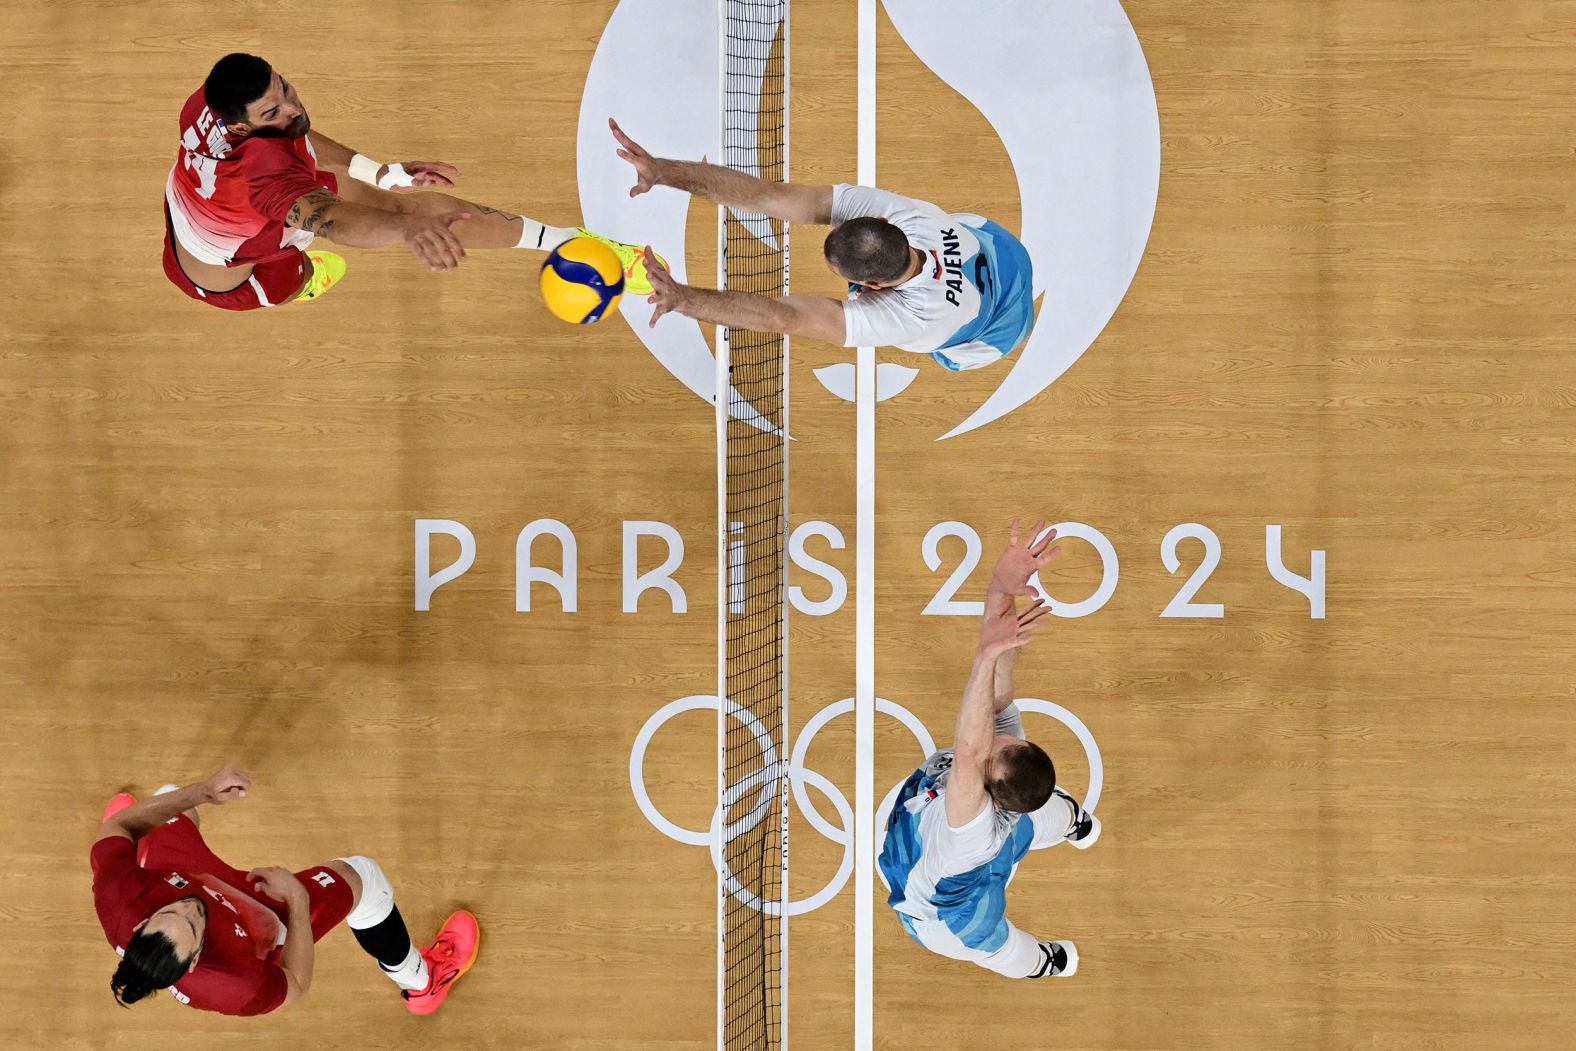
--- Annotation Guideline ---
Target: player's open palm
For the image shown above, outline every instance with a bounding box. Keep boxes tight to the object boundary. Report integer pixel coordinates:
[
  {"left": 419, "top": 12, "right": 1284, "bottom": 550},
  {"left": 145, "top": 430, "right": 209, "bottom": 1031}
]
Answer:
[
  {"left": 989, "top": 518, "right": 1061, "bottom": 597},
  {"left": 978, "top": 596, "right": 1050, "bottom": 659},
  {"left": 202, "top": 764, "right": 251, "bottom": 806},
  {"left": 609, "top": 118, "right": 662, "bottom": 197}
]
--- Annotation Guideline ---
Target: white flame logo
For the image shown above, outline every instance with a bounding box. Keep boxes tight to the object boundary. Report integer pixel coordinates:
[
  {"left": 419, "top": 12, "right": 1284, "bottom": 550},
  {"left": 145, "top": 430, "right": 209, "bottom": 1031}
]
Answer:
[{"left": 576, "top": 0, "right": 1159, "bottom": 440}]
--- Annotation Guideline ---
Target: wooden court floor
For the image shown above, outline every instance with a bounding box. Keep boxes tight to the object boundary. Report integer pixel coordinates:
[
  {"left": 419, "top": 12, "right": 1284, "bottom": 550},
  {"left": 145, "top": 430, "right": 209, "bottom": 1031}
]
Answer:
[{"left": 2, "top": 1, "right": 1574, "bottom": 1048}]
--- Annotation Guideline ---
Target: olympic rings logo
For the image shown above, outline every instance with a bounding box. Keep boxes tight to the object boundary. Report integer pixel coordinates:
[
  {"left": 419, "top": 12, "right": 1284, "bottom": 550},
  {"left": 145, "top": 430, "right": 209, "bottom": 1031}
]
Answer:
[{"left": 629, "top": 696, "right": 1103, "bottom": 916}]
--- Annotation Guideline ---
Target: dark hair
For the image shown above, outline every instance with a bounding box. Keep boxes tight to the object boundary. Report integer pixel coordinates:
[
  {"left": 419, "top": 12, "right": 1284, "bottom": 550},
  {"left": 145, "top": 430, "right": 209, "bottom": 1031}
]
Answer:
[
  {"left": 824, "top": 217, "right": 912, "bottom": 285},
  {"left": 203, "top": 53, "right": 273, "bottom": 125},
  {"left": 110, "top": 928, "right": 190, "bottom": 1007},
  {"left": 985, "top": 740, "right": 1056, "bottom": 813}
]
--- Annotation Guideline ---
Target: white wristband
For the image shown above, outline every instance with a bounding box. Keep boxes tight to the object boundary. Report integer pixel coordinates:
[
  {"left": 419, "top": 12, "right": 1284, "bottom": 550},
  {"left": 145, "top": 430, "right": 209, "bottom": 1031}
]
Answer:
[{"left": 348, "top": 152, "right": 382, "bottom": 185}]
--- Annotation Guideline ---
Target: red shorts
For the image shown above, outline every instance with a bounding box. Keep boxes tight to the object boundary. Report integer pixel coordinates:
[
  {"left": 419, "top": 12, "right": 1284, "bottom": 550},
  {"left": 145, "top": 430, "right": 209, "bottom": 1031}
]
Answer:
[
  {"left": 161, "top": 220, "right": 309, "bottom": 311},
  {"left": 139, "top": 815, "right": 354, "bottom": 943}
]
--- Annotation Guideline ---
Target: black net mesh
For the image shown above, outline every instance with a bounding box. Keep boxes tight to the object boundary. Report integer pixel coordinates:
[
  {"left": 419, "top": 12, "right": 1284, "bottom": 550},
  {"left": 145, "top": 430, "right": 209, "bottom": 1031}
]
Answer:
[{"left": 720, "top": 2, "right": 788, "bottom": 1049}]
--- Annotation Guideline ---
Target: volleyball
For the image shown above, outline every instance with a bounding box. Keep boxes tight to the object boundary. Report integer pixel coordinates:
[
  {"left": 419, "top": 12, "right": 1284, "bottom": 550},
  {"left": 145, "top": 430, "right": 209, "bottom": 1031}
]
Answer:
[{"left": 539, "top": 236, "right": 625, "bottom": 324}]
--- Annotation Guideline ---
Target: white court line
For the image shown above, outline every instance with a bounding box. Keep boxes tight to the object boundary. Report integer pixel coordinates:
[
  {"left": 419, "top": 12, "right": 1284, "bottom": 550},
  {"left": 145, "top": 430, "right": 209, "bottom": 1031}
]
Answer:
[
  {"left": 854, "top": 1, "right": 877, "bottom": 1048},
  {"left": 780, "top": 4, "right": 793, "bottom": 1048},
  {"left": 714, "top": 5, "right": 728, "bottom": 1048}
]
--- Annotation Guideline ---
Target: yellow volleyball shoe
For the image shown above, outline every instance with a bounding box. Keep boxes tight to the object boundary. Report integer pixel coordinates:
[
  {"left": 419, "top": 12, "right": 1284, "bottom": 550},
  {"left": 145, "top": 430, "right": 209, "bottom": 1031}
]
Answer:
[
  {"left": 573, "top": 228, "right": 667, "bottom": 296},
  {"left": 294, "top": 251, "right": 347, "bottom": 302}
]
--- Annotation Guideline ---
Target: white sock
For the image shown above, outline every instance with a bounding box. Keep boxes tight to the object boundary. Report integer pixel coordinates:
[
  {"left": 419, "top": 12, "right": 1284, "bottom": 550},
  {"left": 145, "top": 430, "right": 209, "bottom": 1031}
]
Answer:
[
  {"left": 516, "top": 218, "right": 579, "bottom": 251},
  {"left": 379, "top": 945, "right": 430, "bottom": 992}
]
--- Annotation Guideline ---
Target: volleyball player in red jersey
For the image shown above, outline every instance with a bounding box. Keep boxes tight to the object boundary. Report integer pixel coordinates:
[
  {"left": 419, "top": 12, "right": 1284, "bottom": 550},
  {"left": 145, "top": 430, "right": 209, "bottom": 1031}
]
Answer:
[
  {"left": 165, "top": 52, "right": 659, "bottom": 311},
  {"left": 92, "top": 765, "right": 478, "bottom": 1017}
]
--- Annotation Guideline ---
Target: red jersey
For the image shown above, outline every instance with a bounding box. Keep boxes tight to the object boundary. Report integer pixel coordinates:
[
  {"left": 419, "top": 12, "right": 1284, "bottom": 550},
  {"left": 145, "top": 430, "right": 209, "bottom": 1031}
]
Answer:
[{"left": 165, "top": 86, "right": 338, "bottom": 267}]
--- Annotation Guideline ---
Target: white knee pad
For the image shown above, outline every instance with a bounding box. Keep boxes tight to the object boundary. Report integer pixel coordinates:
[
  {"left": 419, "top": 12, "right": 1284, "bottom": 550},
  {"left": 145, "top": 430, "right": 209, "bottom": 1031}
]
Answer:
[{"left": 337, "top": 855, "right": 396, "bottom": 929}]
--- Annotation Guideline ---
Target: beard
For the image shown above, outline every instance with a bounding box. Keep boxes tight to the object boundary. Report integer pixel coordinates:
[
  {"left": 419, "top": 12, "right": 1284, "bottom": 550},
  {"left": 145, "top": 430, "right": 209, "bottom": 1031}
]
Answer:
[{"left": 252, "top": 113, "right": 311, "bottom": 139}]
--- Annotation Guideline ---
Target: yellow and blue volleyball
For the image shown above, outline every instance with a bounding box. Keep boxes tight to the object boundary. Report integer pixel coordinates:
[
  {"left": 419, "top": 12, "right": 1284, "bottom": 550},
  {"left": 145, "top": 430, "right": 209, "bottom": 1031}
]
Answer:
[{"left": 539, "top": 236, "right": 625, "bottom": 324}]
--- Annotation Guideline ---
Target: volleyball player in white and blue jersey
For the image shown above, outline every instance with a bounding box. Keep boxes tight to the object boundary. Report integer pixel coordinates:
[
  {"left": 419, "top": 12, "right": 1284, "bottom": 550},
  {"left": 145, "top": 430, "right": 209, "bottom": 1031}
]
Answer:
[
  {"left": 878, "top": 521, "right": 1100, "bottom": 980},
  {"left": 609, "top": 119, "right": 1034, "bottom": 370}
]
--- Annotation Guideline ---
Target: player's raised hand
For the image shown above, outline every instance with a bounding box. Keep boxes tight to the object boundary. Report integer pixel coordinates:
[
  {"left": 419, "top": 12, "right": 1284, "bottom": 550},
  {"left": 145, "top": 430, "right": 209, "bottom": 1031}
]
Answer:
[
  {"left": 643, "top": 245, "right": 686, "bottom": 325},
  {"left": 391, "top": 161, "right": 462, "bottom": 191},
  {"left": 201, "top": 765, "right": 251, "bottom": 806},
  {"left": 402, "top": 211, "right": 471, "bottom": 272},
  {"left": 610, "top": 118, "right": 663, "bottom": 197},
  {"left": 978, "top": 596, "right": 1051, "bottom": 659},
  {"left": 989, "top": 518, "right": 1061, "bottom": 598}
]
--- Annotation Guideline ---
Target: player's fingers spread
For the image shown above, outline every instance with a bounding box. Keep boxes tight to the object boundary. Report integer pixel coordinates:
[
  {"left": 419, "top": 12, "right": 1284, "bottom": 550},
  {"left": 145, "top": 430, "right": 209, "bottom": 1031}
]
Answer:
[{"left": 1018, "top": 597, "right": 1050, "bottom": 620}]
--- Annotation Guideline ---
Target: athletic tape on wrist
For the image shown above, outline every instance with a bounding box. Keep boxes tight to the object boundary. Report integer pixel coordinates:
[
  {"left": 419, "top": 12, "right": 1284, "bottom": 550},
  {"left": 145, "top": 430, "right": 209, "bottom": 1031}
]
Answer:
[
  {"left": 348, "top": 153, "right": 382, "bottom": 185},
  {"left": 376, "top": 163, "right": 415, "bottom": 190}
]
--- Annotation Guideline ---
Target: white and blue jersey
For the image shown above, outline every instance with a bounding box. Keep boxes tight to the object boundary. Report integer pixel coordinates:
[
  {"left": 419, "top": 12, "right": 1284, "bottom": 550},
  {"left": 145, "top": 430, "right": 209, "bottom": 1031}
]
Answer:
[
  {"left": 833, "top": 184, "right": 1035, "bottom": 371},
  {"left": 879, "top": 705, "right": 1073, "bottom": 956}
]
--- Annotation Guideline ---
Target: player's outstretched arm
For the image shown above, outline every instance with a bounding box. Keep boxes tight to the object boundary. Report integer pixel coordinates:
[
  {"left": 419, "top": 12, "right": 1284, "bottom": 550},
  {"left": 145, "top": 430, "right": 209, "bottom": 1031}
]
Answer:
[
  {"left": 947, "top": 598, "right": 1051, "bottom": 828},
  {"left": 286, "top": 189, "right": 472, "bottom": 272},
  {"left": 308, "top": 131, "right": 462, "bottom": 192},
  {"left": 985, "top": 520, "right": 1061, "bottom": 712},
  {"left": 610, "top": 118, "right": 833, "bottom": 224},
  {"left": 95, "top": 765, "right": 250, "bottom": 844},
  {"left": 641, "top": 246, "right": 845, "bottom": 342},
  {"left": 305, "top": 130, "right": 355, "bottom": 170}
]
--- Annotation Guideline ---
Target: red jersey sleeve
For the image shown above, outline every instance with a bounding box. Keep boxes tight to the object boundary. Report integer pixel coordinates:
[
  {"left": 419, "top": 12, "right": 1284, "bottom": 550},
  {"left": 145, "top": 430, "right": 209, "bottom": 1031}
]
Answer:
[
  {"left": 243, "top": 140, "right": 335, "bottom": 223},
  {"left": 176, "top": 956, "right": 289, "bottom": 1017},
  {"left": 235, "top": 962, "right": 290, "bottom": 1016},
  {"left": 90, "top": 835, "right": 159, "bottom": 946}
]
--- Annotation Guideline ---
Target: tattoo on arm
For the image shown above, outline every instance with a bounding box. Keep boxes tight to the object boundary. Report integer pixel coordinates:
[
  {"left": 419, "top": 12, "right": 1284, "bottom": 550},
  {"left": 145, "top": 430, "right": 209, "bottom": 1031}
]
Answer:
[
  {"left": 472, "top": 204, "right": 520, "bottom": 221},
  {"left": 286, "top": 189, "right": 341, "bottom": 232}
]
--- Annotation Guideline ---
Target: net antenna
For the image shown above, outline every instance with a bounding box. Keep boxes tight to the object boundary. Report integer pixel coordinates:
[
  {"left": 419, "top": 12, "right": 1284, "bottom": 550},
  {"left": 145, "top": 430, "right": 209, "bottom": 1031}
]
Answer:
[{"left": 717, "top": 1, "right": 790, "bottom": 1050}]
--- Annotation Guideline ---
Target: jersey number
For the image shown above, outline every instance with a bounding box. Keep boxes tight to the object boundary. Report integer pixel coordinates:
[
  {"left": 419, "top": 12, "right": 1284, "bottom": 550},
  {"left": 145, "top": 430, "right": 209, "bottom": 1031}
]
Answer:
[
  {"left": 182, "top": 150, "right": 219, "bottom": 199},
  {"left": 972, "top": 256, "right": 995, "bottom": 300}
]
